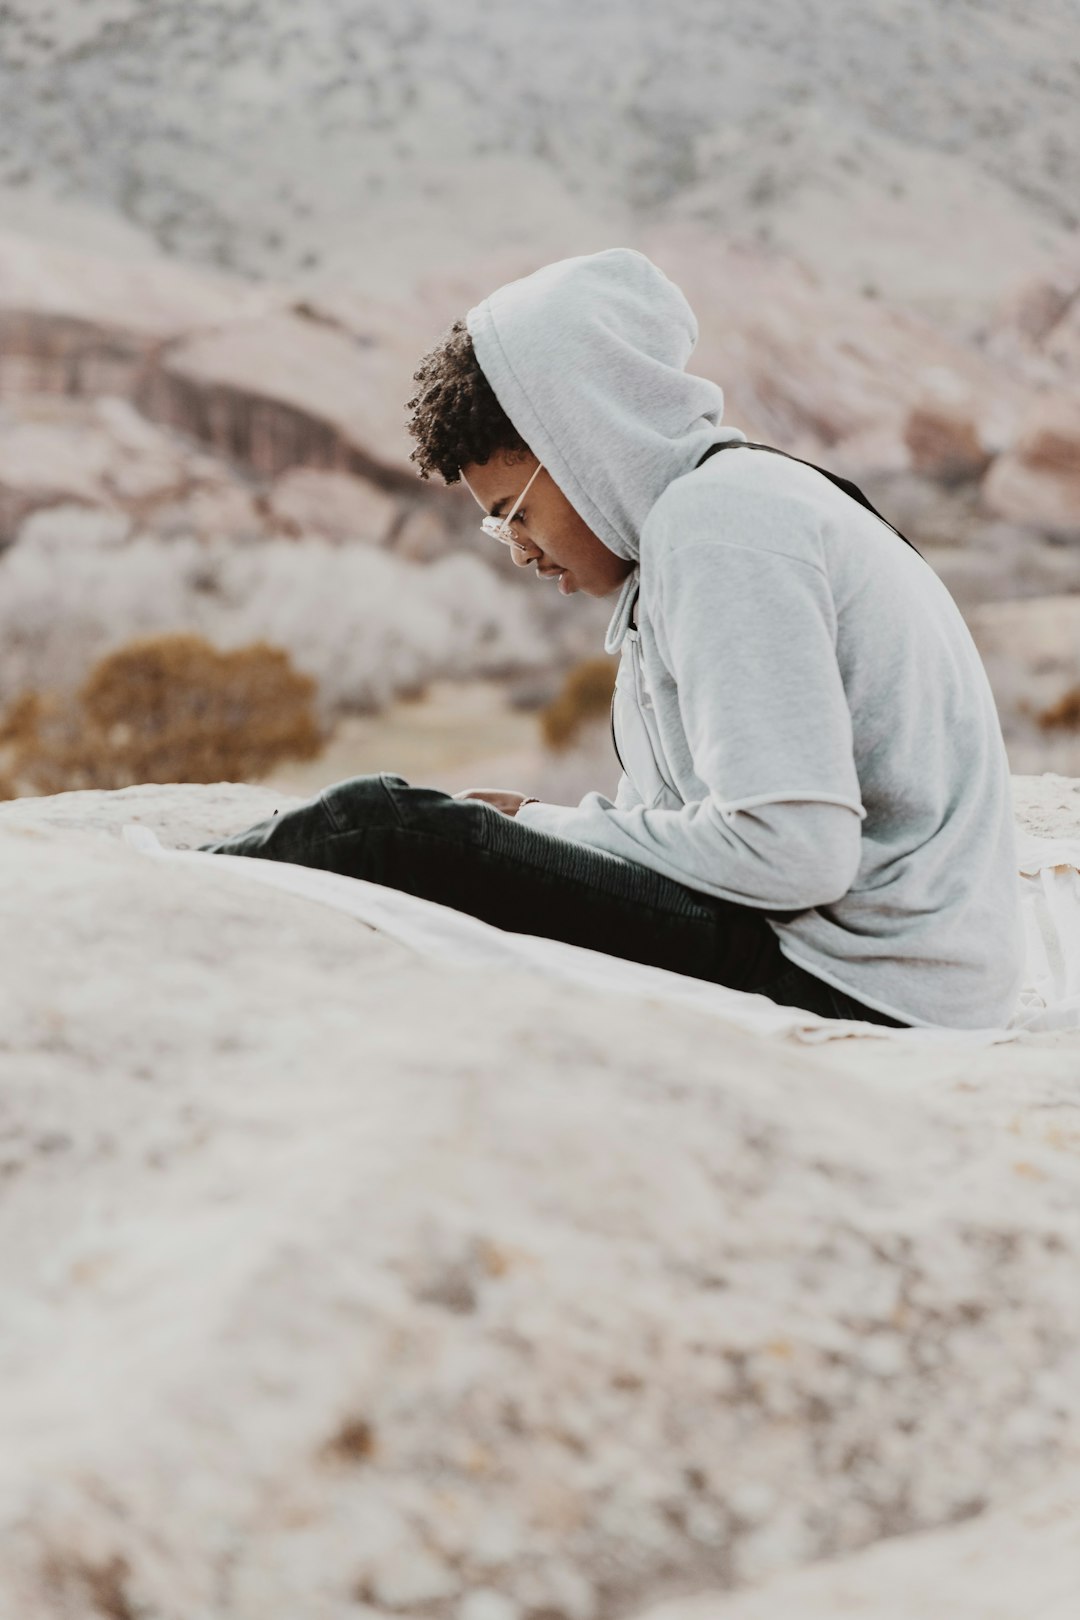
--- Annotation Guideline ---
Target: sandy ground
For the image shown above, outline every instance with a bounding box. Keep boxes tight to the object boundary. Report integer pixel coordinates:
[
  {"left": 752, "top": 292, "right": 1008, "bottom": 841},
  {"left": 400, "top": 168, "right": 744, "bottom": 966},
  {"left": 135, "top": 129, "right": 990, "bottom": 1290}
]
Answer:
[
  {"left": 259, "top": 677, "right": 623, "bottom": 808},
  {"left": 262, "top": 680, "right": 545, "bottom": 800}
]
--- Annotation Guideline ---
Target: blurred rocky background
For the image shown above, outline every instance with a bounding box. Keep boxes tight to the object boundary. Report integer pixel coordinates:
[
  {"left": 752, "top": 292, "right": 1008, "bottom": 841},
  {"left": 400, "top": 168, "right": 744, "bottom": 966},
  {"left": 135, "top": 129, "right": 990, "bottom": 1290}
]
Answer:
[{"left": 0, "top": 0, "right": 1077, "bottom": 801}]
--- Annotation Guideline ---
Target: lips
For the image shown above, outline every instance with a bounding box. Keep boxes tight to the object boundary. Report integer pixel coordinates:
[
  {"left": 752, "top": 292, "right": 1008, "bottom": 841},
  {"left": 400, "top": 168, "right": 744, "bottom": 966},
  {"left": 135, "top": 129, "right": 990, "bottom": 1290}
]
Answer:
[{"left": 537, "top": 565, "right": 572, "bottom": 593}]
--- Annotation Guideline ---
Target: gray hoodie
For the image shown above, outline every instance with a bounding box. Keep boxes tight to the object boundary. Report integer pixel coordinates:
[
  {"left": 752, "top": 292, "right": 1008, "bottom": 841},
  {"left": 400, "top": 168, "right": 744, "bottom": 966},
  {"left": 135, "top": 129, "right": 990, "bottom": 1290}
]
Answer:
[{"left": 466, "top": 247, "right": 1024, "bottom": 1030}]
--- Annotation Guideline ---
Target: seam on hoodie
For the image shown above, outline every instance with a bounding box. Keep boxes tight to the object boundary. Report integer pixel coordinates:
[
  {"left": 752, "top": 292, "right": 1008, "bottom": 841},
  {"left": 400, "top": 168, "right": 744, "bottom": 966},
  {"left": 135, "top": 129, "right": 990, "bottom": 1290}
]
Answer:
[
  {"left": 718, "top": 791, "right": 868, "bottom": 819},
  {"left": 658, "top": 536, "right": 830, "bottom": 581}
]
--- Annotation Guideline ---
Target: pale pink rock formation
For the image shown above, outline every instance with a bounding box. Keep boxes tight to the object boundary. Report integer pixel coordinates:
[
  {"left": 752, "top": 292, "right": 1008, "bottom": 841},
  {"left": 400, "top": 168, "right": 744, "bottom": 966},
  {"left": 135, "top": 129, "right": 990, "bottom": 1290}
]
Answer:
[
  {"left": 0, "top": 415, "right": 116, "bottom": 543},
  {"left": 151, "top": 481, "right": 266, "bottom": 544},
  {"left": 267, "top": 465, "right": 400, "bottom": 544},
  {"left": 990, "top": 259, "right": 1080, "bottom": 347},
  {"left": 980, "top": 395, "right": 1080, "bottom": 537},
  {"left": 0, "top": 226, "right": 256, "bottom": 397},
  {"left": 635, "top": 224, "right": 1034, "bottom": 460},
  {"left": 969, "top": 594, "right": 1080, "bottom": 776},
  {"left": 141, "top": 310, "right": 423, "bottom": 486},
  {"left": 0, "top": 395, "right": 265, "bottom": 547},
  {"left": 903, "top": 389, "right": 994, "bottom": 483},
  {"left": 1040, "top": 293, "right": 1080, "bottom": 376},
  {"left": 984, "top": 251, "right": 1080, "bottom": 380},
  {"left": 6, "top": 222, "right": 1077, "bottom": 564},
  {"left": 0, "top": 231, "right": 445, "bottom": 507},
  {"left": 826, "top": 423, "right": 911, "bottom": 480},
  {"left": 390, "top": 500, "right": 466, "bottom": 563},
  {"left": 89, "top": 396, "right": 201, "bottom": 505}
]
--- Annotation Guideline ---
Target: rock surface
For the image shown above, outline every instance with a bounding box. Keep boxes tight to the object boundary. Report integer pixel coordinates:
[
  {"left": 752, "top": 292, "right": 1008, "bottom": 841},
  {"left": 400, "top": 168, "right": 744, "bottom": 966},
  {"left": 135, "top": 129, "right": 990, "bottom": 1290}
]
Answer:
[
  {"left": 3, "top": 224, "right": 1077, "bottom": 748},
  {"left": 266, "top": 466, "right": 401, "bottom": 545},
  {"left": 969, "top": 597, "right": 1080, "bottom": 777},
  {"left": 0, "top": 225, "right": 255, "bottom": 397},
  {"left": 632, "top": 226, "right": 1037, "bottom": 468},
  {"left": 638, "top": 1465, "right": 1080, "bottom": 1619},
  {"left": 0, "top": 777, "right": 1078, "bottom": 1617},
  {"left": 141, "top": 307, "right": 425, "bottom": 486},
  {"left": 980, "top": 394, "right": 1080, "bottom": 540},
  {"left": 0, "top": 231, "right": 458, "bottom": 535}
]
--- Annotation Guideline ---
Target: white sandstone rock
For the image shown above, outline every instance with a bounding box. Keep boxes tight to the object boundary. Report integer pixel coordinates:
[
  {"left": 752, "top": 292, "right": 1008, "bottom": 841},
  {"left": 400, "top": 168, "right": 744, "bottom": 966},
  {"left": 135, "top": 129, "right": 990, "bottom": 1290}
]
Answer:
[{"left": 0, "top": 777, "right": 1077, "bottom": 1616}]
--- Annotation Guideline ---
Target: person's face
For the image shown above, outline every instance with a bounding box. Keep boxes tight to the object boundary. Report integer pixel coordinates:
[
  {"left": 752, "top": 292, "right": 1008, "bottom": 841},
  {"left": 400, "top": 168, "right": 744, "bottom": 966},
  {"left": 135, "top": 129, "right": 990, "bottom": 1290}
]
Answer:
[{"left": 459, "top": 449, "right": 635, "bottom": 599}]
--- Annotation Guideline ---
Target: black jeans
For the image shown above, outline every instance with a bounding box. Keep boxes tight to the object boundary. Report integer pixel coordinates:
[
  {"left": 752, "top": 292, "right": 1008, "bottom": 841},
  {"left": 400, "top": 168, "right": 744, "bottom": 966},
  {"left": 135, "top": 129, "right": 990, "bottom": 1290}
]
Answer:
[{"left": 197, "top": 773, "right": 907, "bottom": 1027}]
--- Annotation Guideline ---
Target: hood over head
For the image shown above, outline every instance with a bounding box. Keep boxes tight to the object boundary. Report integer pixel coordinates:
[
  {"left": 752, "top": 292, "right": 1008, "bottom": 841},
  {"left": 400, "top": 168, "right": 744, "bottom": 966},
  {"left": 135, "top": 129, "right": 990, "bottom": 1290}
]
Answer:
[{"left": 465, "top": 246, "right": 745, "bottom": 575}]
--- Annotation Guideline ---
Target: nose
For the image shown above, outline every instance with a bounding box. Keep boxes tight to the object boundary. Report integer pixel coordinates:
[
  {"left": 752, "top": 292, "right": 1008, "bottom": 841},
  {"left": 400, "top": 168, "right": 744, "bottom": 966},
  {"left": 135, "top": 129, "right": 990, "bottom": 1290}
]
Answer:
[{"left": 511, "top": 543, "right": 541, "bottom": 569}]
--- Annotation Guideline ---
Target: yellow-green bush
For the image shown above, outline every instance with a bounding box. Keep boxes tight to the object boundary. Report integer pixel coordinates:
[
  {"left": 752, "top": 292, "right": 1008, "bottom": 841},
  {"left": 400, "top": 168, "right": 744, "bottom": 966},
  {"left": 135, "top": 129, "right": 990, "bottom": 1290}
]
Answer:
[
  {"left": 539, "top": 655, "right": 617, "bottom": 752},
  {"left": 0, "top": 632, "right": 325, "bottom": 798}
]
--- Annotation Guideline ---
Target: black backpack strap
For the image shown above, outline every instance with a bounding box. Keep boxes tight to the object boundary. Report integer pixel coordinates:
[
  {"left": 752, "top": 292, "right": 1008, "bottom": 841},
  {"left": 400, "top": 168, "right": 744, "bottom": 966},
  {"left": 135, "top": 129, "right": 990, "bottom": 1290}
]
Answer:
[{"left": 695, "top": 440, "right": 923, "bottom": 560}]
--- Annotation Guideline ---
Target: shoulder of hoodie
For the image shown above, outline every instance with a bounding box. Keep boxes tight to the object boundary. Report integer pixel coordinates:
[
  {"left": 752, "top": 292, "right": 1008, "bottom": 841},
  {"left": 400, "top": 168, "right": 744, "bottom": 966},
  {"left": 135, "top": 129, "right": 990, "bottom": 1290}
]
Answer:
[{"left": 641, "top": 444, "right": 855, "bottom": 576}]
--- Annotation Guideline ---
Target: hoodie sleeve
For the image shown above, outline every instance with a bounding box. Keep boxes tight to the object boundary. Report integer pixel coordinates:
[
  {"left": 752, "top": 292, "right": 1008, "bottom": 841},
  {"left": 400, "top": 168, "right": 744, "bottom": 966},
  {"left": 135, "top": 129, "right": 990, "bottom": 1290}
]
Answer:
[{"left": 513, "top": 540, "right": 866, "bottom": 910}]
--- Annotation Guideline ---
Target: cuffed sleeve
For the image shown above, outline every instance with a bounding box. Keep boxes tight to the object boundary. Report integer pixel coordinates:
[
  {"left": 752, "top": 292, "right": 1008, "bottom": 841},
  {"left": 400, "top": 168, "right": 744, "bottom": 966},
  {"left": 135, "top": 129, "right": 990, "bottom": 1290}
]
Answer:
[{"left": 514, "top": 791, "right": 861, "bottom": 909}]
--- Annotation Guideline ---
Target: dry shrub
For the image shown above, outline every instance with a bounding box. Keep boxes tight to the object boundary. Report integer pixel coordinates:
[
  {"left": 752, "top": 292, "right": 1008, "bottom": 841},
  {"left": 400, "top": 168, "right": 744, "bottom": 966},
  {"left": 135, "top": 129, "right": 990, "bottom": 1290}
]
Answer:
[
  {"left": 0, "top": 693, "right": 38, "bottom": 800},
  {"left": 539, "top": 655, "right": 617, "bottom": 751},
  {"left": 1035, "top": 686, "right": 1080, "bottom": 730},
  {"left": 0, "top": 534, "right": 550, "bottom": 720},
  {"left": 0, "top": 631, "right": 325, "bottom": 797}
]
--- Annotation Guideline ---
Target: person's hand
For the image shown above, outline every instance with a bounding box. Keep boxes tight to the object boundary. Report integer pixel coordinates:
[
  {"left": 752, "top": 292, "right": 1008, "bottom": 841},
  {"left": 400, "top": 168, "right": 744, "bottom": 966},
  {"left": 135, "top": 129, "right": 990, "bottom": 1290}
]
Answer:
[{"left": 451, "top": 787, "right": 536, "bottom": 816}]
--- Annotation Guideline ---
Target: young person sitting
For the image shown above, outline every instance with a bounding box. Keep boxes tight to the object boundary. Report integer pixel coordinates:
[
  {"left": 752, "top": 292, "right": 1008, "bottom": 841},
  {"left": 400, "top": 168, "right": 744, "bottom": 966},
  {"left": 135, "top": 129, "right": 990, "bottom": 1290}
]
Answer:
[{"left": 200, "top": 247, "right": 1024, "bottom": 1030}]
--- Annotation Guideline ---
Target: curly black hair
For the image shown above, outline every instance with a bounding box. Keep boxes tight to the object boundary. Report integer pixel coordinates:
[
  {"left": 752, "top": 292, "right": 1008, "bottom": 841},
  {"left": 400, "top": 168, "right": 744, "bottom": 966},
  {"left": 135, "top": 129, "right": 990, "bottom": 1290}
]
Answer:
[{"left": 404, "top": 317, "right": 530, "bottom": 485}]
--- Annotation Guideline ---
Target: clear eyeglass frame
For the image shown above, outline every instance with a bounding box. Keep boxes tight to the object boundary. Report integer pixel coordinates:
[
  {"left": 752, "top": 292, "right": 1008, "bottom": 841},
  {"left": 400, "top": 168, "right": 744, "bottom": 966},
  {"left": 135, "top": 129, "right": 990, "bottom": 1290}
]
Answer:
[{"left": 460, "top": 460, "right": 544, "bottom": 550}]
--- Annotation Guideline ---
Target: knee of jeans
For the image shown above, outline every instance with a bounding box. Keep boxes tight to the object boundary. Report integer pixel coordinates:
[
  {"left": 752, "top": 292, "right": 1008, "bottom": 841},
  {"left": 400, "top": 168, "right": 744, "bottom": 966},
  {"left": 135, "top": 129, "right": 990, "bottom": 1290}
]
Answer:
[{"left": 318, "top": 773, "right": 406, "bottom": 833}]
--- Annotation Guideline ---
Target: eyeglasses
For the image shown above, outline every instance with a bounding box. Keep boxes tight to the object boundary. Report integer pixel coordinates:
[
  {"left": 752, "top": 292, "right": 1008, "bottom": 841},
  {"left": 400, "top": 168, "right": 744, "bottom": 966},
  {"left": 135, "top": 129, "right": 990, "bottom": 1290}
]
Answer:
[{"left": 459, "top": 461, "right": 544, "bottom": 551}]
